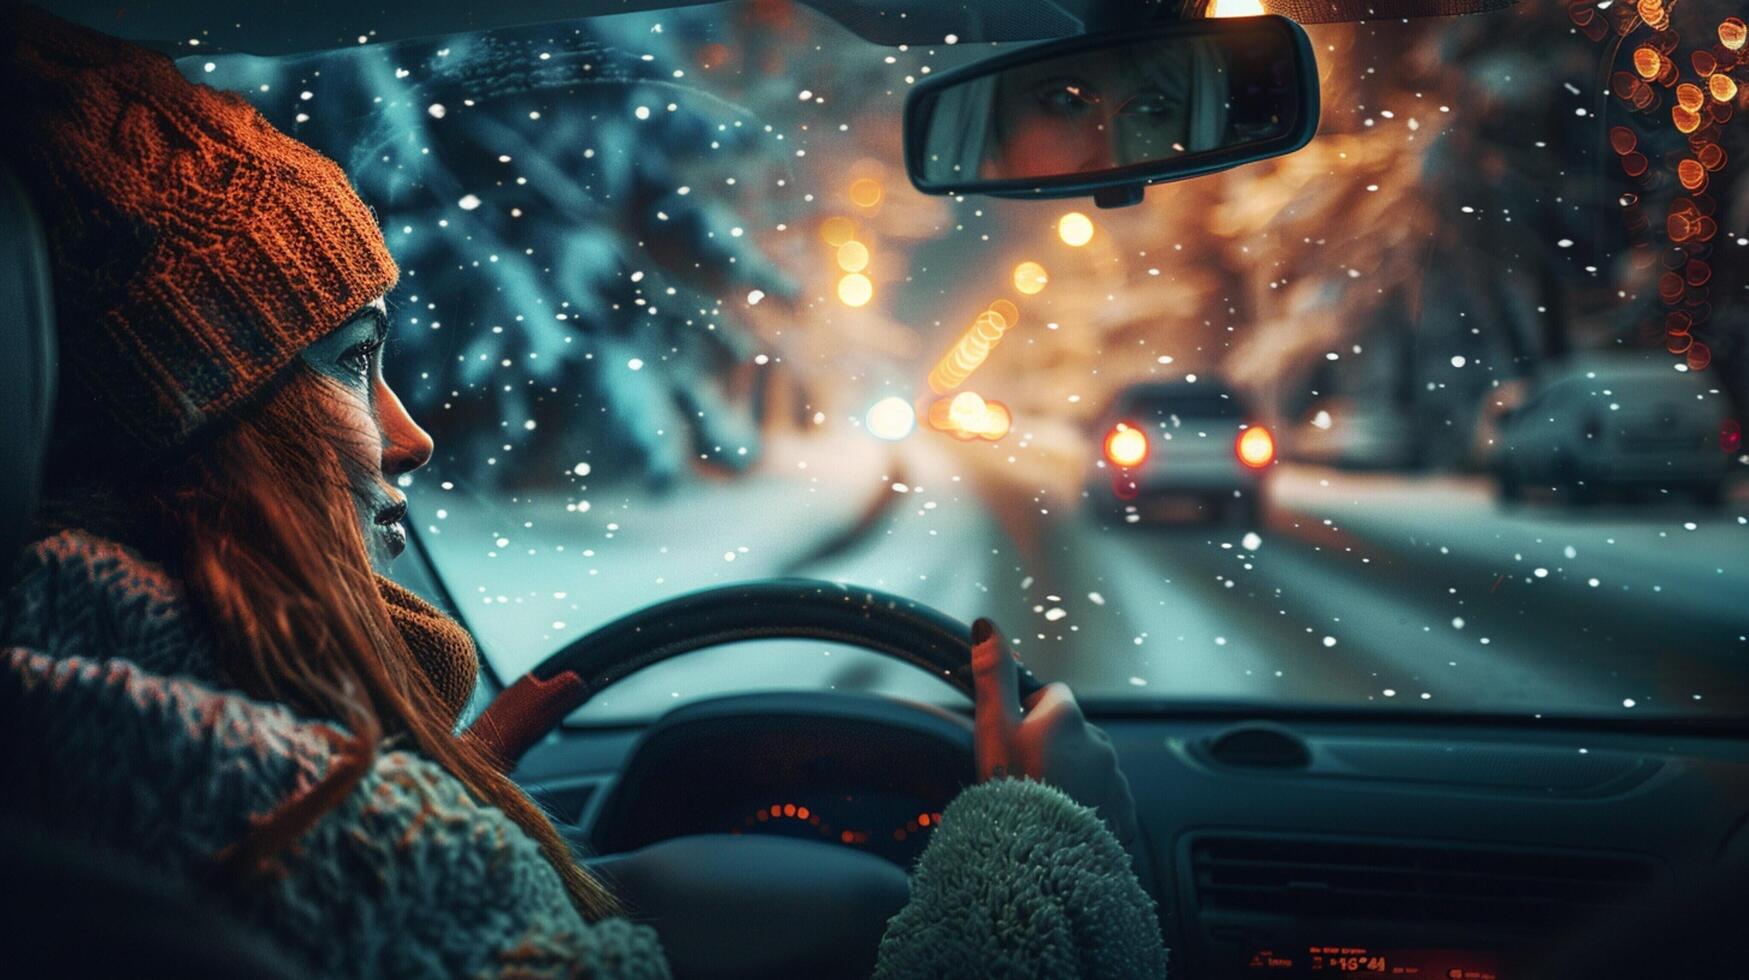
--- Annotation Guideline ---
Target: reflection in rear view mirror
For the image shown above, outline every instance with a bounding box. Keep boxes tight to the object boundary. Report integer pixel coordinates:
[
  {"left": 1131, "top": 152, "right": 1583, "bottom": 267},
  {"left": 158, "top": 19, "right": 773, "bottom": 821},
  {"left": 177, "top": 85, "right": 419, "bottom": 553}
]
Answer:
[{"left": 905, "top": 17, "right": 1318, "bottom": 204}]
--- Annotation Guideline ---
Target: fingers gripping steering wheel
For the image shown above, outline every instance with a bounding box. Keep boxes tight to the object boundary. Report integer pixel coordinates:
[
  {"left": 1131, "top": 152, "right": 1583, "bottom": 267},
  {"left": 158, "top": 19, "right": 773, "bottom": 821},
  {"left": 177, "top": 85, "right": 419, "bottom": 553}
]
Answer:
[{"left": 473, "top": 578, "right": 1045, "bottom": 771}]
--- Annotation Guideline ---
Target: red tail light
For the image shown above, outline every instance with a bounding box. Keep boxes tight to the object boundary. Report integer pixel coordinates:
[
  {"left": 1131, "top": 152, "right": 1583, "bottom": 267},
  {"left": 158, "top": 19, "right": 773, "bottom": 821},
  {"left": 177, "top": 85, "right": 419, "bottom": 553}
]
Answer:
[
  {"left": 1236, "top": 425, "right": 1275, "bottom": 469},
  {"left": 1104, "top": 423, "right": 1148, "bottom": 468}
]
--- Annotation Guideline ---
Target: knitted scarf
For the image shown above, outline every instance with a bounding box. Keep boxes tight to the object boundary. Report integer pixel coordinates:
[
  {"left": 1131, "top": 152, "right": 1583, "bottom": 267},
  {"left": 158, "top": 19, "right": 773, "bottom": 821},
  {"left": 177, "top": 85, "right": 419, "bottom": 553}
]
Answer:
[{"left": 376, "top": 575, "right": 478, "bottom": 725}]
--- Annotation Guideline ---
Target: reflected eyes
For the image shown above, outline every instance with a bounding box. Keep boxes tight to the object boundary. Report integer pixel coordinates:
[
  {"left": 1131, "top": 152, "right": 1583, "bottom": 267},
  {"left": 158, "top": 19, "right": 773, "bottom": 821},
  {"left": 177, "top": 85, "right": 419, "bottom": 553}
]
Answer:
[
  {"left": 1032, "top": 79, "right": 1099, "bottom": 118},
  {"left": 1029, "top": 83, "right": 1172, "bottom": 123}
]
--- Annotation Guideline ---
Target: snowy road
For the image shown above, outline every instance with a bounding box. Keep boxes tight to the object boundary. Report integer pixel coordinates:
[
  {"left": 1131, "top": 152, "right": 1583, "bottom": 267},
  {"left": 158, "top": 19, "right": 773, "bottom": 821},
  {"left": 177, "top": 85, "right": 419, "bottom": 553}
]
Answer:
[{"left": 410, "top": 436, "right": 1749, "bottom": 724}]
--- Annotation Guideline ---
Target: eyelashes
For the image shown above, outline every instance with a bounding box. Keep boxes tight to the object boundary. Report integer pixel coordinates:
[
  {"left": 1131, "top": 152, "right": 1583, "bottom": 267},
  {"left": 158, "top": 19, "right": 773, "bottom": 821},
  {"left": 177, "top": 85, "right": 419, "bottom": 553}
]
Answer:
[{"left": 340, "top": 337, "right": 383, "bottom": 380}]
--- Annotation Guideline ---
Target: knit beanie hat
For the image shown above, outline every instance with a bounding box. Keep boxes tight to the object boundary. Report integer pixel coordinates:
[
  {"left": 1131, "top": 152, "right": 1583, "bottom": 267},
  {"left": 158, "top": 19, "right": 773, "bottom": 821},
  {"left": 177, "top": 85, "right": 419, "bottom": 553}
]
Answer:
[{"left": 0, "top": 6, "right": 399, "bottom": 450}]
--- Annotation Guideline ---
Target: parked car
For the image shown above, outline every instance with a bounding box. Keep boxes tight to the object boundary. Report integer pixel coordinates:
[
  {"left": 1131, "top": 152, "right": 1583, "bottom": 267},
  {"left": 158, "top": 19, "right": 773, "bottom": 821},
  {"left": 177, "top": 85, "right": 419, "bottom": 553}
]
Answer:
[
  {"left": 1085, "top": 379, "right": 1276, "bottom": 525},
  {"left": 1495, "top": 355, "right": 1733, "bottom": 504}
]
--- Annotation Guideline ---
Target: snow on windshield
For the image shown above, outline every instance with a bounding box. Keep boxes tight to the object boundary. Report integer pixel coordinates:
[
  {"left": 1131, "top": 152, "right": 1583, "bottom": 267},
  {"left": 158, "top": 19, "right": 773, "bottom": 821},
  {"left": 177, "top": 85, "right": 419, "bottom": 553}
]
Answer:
[{"left": 187, "top": 1, "right": 1748, "bottom": 722}]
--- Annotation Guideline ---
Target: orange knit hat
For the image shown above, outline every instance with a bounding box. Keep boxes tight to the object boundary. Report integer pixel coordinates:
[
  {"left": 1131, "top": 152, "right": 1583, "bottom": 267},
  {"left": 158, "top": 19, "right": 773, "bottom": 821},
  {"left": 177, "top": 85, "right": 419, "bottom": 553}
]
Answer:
[{"left": 0, "top": 7, "right": 399, "bottom": 449}]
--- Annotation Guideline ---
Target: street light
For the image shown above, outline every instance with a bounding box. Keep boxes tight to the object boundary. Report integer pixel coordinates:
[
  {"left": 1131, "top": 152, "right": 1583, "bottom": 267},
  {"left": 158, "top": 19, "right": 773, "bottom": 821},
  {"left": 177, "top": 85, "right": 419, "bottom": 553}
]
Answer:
[
  {"left": 1058, "top": 212, "right": 1094, "bottom": 246},
  {"left": 866, "top": 396, "right": 916, "bottom": 440},
  {"left": 838, "top": 273, "right": 873, "bottom": 307}
]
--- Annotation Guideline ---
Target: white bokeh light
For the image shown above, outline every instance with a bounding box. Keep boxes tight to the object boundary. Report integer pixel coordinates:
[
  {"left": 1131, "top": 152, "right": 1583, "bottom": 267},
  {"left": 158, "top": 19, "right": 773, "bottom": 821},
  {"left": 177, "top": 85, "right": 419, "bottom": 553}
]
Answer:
[{"left": 865, "top": 396, "right": 916, "bottom": 441}]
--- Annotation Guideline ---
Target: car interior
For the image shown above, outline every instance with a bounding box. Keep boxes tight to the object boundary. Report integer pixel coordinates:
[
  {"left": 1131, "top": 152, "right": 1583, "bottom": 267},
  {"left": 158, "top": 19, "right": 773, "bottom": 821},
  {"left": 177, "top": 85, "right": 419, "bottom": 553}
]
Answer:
[{"left": 7, "top": 0, "right": 1749, "bottom": 978}]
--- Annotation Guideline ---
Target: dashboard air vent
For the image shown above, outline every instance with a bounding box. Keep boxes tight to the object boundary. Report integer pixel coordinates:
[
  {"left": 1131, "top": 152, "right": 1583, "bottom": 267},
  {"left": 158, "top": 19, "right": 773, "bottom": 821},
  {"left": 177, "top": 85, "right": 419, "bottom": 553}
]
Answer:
[{"left": 1190, "top": 835, "right": 1656, "bottom": 927}]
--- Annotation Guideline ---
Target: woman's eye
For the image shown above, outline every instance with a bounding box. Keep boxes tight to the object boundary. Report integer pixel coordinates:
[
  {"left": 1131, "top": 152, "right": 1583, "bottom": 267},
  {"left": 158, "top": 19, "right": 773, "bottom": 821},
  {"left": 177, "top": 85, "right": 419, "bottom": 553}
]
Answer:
[
  {"left": 1033, "top": 81, "right": 1098, "bottom": 118},
  {"left": 341, "top": 339, "right": 382, "bottom": 379},
  {"left": 1119, "top": 91, "right": 1173, "bottom": 118}
]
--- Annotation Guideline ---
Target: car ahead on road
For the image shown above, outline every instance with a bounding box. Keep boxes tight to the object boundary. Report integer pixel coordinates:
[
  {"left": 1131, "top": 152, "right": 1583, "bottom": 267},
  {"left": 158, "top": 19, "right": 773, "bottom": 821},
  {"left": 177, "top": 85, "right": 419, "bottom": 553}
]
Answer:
[
  {"left": 1495, "top": 355, "right": 1734, "bottom": 505},
  {"left": 7, "top": 2, "right": 1747, "bottom": 979},
  {"left": 1086, "top": 380, "right": 1276, "bottom": 525},
  {"left": 1287, "top": 396, "right": 1420, "bottom": 471}
]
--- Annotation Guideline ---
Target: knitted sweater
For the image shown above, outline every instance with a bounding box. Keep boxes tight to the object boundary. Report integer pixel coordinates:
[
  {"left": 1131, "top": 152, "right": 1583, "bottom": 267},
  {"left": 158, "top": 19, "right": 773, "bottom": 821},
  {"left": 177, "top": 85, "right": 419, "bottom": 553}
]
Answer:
[{"left": 0, "top": 530, "right": 1167, "bottom": 979}]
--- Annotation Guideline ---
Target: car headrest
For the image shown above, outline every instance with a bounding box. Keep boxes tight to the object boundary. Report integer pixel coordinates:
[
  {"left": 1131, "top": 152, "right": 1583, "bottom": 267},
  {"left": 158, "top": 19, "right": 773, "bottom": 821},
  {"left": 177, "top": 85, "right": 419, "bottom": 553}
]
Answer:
[{"left": 0, "top": 162, "right": 57, "bottom": 567}]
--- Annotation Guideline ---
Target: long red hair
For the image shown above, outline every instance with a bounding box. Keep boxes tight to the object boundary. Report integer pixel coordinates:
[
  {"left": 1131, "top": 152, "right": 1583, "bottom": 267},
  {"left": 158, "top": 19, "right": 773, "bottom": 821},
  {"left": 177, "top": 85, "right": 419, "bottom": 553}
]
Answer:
[{"left": 41, "top": 366, "right": 619, "bottom": 919}]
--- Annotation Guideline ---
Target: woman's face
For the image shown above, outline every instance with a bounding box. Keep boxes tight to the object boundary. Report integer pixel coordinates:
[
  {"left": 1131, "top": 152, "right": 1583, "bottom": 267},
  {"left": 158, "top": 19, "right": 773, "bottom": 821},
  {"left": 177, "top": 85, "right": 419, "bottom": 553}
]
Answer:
[
  {"left": 984, "top": 54, "right": 1194, "bottom": 180},
  {"left": 299, "top": 298, "right": 434, "bottom": 572}
]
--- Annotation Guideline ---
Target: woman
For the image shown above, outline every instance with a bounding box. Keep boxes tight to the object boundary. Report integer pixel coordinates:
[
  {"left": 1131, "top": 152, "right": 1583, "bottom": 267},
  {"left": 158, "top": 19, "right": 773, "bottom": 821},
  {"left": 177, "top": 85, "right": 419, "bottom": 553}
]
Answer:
[{"left": 0, "top": 7, "right": 1165, "bottom": 978}]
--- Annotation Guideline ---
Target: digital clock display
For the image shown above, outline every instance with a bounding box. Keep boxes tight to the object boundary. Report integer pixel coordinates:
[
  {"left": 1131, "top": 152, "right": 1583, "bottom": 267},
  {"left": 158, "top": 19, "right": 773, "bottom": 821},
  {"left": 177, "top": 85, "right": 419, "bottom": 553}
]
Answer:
[{"left": 1245, "top": 945, "right": 1503, "bottom": 978}]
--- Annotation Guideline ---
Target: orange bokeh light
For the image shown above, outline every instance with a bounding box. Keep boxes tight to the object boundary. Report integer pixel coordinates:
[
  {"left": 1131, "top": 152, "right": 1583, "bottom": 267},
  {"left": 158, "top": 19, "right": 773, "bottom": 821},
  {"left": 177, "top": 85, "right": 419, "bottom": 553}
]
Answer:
[
  {"left": 1057, "top": 211, "right": 1095, "bottom": 246},
  {"left": 837, "top": 272, "right": 874, "bottom": 307},
  {"left": 848, "top": 178, "right": 883, "bottom": 209},
  {"left": 928, "top": 305, "right": 1019, "bottom": 393},
  {"left": 926, "top": 393, "right": 1012, "bottom": 441},
  {"left": 1721, "top": 17, "right": 1747, "bottom": 50},
  {"left": 820, "top": 215, "right": 857, "bottom": 247},
  {"left": 1677, "top": 159, "right": 1707, "bottom": 191},
  {"left": 1676, "top": 83, "right": 1705, "bottom": 112},
  {"left": 1012, "top": 261, "right": 1049, "bottom": 295},
  {"left": 1212, "top": 0, "right": 1267, "bottom": 15},
  {"left": 1632, "top": 46, "right": 1662, "bottom": 78},
  {"left": 1236, "top": 426, "right": 1277, "bottom": 469},
  {"left": 978, "top": 401, "right": 1012, "bottom": 441},
  {"left": 1709, "top": 73, "right": 1738, "bottom": 101},
  {"left": 1105, "top": 424, "right": 1148, "bottom": 468},
  {"left": 836, "top": 239, "right": 870, "bottom": 272}
]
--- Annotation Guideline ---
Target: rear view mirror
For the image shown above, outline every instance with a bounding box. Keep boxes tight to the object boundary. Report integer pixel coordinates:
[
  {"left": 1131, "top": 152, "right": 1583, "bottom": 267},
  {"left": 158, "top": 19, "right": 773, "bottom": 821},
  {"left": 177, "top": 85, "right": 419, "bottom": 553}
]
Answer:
[{"left": 904, "top": 16, "right": 1319, "bottom": 207}]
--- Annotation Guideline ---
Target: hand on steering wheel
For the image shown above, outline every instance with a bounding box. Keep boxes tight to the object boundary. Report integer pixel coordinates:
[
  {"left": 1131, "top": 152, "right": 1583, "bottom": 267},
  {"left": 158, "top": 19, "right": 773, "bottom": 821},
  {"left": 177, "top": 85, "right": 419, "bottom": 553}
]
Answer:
[{"left": 971, "top": 617, "right": 1140, "bottom": 850}]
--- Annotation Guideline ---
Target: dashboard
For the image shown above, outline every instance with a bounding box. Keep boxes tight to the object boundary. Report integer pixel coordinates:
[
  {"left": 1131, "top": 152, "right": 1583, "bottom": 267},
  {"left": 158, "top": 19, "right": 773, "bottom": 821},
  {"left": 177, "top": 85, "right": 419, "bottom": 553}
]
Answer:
[
  {"left": 565, "top": 693, "right": 972, "bottom": 867},
  {"left": 510, "top": 692, "right": 1749, "bottom": 979},
  {"left": 717, "top": 793, "right": 944, "bottom": 866}
]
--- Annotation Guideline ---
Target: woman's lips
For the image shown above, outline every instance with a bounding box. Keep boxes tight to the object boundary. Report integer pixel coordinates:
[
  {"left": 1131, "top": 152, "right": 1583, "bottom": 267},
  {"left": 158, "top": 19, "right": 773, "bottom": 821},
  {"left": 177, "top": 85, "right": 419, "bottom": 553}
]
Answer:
[
  {"left": 379, "top": 518, "right": 407, "bottom": 557},
  {"left": 375, "top": 500, "right": 408, "bottom": 557}
]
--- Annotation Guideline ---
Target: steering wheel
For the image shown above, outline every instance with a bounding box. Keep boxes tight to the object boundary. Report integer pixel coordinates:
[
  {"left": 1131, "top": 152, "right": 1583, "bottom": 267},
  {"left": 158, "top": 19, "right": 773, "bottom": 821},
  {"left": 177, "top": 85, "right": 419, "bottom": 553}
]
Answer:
[
  {"left": 479, "top": 578, "right": 1044, "bottom": 769},
  {"left": 475, "top": 579, "right": 1047, "bottom": 980}
]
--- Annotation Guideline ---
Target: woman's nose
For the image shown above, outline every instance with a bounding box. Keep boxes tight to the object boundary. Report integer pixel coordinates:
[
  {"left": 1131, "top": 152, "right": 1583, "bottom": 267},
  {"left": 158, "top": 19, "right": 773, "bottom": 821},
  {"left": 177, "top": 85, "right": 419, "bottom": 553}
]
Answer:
[{"left": 376, "top": 378, "right": 434, "bottom": 476}]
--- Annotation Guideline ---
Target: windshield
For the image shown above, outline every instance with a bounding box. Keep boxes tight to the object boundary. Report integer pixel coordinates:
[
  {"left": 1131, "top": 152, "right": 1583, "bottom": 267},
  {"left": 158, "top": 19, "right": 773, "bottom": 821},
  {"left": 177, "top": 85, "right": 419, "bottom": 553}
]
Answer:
[{"left": 189, "top": 0, "right": 1748, "bottom": 723}]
